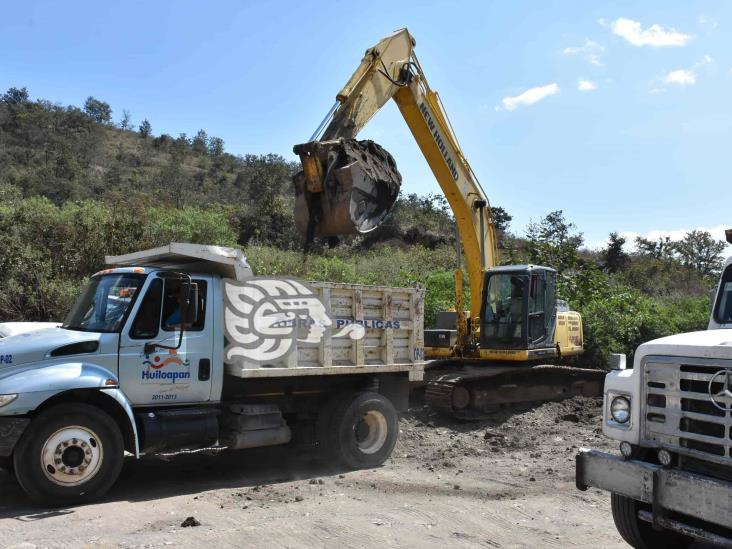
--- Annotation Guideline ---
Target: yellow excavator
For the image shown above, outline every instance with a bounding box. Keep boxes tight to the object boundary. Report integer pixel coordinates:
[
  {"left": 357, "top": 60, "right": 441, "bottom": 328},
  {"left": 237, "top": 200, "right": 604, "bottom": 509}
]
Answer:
[{"left": 293, "top": 29, "right": 603, "bottom": 418}]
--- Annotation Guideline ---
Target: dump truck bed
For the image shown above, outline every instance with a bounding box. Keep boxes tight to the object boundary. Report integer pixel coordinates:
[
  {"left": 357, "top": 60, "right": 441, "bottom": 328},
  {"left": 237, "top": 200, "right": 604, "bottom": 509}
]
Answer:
[{"left": 224, "top": 282, "right": 425, "bottom": 382}]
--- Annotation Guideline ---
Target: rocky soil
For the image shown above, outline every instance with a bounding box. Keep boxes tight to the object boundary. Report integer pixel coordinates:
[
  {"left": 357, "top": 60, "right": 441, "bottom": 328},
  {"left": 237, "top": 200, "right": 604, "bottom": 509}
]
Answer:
[{"left": 0, "top": 397, "right": 655, "bottom": 548}]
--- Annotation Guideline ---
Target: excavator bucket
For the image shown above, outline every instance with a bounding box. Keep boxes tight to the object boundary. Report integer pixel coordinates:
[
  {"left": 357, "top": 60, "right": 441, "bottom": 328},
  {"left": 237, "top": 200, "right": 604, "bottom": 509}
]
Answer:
[{"left": 293, "top": 139, "right": 401, "bottom": 240}]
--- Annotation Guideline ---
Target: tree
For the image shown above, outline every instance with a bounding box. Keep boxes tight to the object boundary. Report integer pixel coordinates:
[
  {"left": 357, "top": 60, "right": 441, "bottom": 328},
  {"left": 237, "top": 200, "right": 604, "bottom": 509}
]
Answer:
[
  {"left": 83, "top": 97, "right": 112, "bottom": 125},
  {"left": 525, "top": 210, "right": 583, "bottom": 273},
  {"left": 208, "top": 136, "right": 224, "bottom": 158},
  {"left": 491, "top": 206, "right": 512, "bottom": 233},
  {"left": 192, "top": 129, "right": 208, "bottom": 154},
  {"left": 119, "top": 109, "right": 133, "bottom": 130},
  {"left": 675, "top": 230, "right": 726, "bottom": 275},
  {"left": 139, "top": 119, "right": 152, "bottom": 138},
  {"left": 635, "top": 236, "right": 675, "bottom": 261},
  {"left": 2, "top": 86, "right": 30, "bottom": 106},
  {"left": 602, "top": 232, "right": 629, "bottom": 273}
]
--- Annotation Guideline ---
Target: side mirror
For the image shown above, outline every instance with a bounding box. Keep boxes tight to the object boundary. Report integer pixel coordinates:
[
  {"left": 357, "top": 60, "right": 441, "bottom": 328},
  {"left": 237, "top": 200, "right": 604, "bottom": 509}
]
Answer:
[
  {"left": 184, "top": 283, "right": 199, "bottom": 325},
  {"left": 608, "top": 353, "right": 626, "bottom": 370},
  {"left": 144, "top": 342, "right": 157, "bottom": 355}
]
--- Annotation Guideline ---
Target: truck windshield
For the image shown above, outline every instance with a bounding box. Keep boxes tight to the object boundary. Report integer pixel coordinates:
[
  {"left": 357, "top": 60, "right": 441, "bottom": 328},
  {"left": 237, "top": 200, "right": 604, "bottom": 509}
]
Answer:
[
  {"left": 714, "top": 264, "right": 732, "bottom": 324},
  {"left": 63, "top": 274, "right": 145, "bottom": 333}
]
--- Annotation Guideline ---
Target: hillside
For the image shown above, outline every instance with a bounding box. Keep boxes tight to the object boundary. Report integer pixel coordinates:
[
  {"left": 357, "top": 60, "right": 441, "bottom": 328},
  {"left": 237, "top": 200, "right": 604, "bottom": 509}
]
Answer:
[{"left": 0, "top": 87, "right": 724, "bottom": 367}]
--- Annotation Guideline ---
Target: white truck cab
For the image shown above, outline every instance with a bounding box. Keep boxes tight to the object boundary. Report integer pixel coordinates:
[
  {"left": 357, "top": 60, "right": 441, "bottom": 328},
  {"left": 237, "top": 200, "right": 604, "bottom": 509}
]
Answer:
[
  {"left": 0, "top": 243, "right": 424, "bottom": 505},
  {"left": 576, "top": 251, "right": 732, "bottom": 548}
]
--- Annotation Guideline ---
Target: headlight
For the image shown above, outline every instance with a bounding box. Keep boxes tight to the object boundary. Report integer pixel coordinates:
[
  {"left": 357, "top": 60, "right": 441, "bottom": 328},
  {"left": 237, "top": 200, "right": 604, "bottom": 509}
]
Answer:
[
  {"left": 610, "top": 395, "right": 631, "bottom": 423},
  {"left": 0, "top": 394, "right": 18, "bottom": 408}
]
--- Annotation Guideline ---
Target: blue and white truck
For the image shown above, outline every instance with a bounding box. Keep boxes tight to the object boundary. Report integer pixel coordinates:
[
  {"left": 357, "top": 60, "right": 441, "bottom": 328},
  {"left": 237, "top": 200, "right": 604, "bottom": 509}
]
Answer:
[{"left": 0, "top": 243, "right": 424, "bottom": 505}]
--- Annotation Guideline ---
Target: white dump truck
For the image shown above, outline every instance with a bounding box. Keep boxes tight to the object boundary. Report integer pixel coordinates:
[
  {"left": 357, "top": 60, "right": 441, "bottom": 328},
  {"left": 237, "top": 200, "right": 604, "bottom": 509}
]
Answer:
[
  {"left": 0, "top": 243, "right": 424, "bottom": 505},
  {"left": 577, "top": 253, "right": 732, "bottom": 548}
]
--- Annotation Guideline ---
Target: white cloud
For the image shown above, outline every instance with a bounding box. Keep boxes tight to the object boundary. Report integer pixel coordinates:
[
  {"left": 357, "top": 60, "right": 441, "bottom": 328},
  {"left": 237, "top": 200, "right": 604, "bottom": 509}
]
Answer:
[
  {"left": 654, "top": 56, "right": 713, "bottom": 91},
  {"left": 563, "top": 39, "right": 604, "bottom": 66},
  {"left": 699, "top": 54, "right": 713, "bottom": 65},
  {"left": 611, "top": 17, "right": 693, "bottom": 47},
  {"left": 578, "top": 79, "right": 598, "bottom": 91},
  {"left": 619, "top": 225, "right": 731, "bottom": 249},
  {"left": 698, "top": 15, "right": 719, "bottom": 29},
  {"left": 498, "top": 83, "right": 560, "bottom": 111},
  {"left": 664, "top": 69, "right": 696, "bottom": 86}
]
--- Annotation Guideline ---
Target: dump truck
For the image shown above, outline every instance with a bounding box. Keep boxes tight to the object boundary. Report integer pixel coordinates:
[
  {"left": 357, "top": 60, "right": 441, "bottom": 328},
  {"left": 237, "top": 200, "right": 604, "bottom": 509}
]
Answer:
[
  {"left": 576, "top": 244, "right": 732, "bottom": 548},
  {"left": 0, "top": 243, "right": 424, "bottom": 505}
]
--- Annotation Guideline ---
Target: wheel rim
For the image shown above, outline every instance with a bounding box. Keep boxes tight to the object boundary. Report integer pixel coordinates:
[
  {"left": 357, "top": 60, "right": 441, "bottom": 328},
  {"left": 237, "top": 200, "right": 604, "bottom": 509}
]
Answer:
[
  {"left": 354, "top": 410, "right": 388, "bottom": 454},
  {"left": 41, "top": 426, "right": 104, "bottom": 487}
]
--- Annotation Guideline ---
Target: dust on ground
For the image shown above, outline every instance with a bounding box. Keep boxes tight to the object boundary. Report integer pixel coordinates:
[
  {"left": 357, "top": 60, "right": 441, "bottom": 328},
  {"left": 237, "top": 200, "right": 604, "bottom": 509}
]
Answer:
[{"left": 0, "top": 397, "right": 634, "bottom": 548}]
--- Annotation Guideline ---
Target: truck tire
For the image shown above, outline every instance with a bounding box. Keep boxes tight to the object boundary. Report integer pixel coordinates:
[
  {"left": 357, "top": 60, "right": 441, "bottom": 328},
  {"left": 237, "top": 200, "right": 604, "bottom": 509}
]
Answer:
[
  {"left": 323, "top": 392, "right": 398, "bottom": 470},
  {"left": 610, "top": 493, "right": 691, "bottom": 549},
  {"left": 13, "top": 403, "right": 124, "bottom": 506}
]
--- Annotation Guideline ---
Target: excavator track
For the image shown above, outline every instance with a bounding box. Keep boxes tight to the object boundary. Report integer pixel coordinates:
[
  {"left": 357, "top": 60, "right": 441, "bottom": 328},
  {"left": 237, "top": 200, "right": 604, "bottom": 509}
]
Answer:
[{"left": 424, "top": 361, "right": 606, "bottom": 420}]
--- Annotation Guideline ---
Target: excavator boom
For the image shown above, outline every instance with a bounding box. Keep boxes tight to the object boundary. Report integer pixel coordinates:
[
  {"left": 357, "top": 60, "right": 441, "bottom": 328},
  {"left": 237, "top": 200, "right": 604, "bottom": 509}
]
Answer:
[
  {"left": 293, "top": 28, "right": 603, "bottom": 418},
  {"left": 294, "top": 29, "right": 497, "bottom": 322}
]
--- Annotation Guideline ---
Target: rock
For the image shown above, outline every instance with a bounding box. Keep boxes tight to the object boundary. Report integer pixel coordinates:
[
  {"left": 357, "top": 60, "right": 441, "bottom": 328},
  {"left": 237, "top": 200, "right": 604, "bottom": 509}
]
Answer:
[
  {"left": 295, "top": 496, "right": 304, "bottom": 502},
  {"left": 561, "top": 413, "right": 580, "bottom": 423},
  {"left": 181, "top": 517, "right": 201, "bottom": 528}
]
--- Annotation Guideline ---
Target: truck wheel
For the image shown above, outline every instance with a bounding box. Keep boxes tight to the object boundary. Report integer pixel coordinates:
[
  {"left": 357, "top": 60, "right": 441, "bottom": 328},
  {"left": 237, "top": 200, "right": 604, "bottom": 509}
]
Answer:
[
  {"left": 610, "top": 493, "right": 691, "bottom": 549},
  {"left": 324, "top": 392, "right": 398, "bottom": 470},
  {"left": 13, "top": 403, "right": 124, "bottom": 506}
]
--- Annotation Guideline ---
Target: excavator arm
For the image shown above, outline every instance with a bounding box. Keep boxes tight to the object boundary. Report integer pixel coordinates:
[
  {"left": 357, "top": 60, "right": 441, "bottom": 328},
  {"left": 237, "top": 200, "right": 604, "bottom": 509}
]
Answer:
[
  {"left": 294, "top": 28, "right": 497, "bottom": 326},
  {"left": 295, "top": 29, "right": 602, "bottom": 417}
]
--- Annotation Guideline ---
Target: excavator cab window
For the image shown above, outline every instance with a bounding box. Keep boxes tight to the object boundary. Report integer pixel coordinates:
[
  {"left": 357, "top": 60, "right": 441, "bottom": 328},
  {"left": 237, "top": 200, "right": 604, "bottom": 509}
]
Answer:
[
  {"left": 481, "top": 273, "right": 527, "bottom": 348},
  {"left": 481, "top": 268, "right": 558, "bottom": 351},
  {"left": 529, "top": 269, "right": 558, "bottom": 349},
  {"left": 528, "top": 273, "right": 546, "bottom": 343}
]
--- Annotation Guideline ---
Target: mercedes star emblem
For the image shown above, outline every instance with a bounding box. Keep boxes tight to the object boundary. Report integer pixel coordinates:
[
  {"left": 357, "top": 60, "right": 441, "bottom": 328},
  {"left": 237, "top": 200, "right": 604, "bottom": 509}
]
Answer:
[{"left": 709, "top": 369, "right": 732, "bottom": 412}]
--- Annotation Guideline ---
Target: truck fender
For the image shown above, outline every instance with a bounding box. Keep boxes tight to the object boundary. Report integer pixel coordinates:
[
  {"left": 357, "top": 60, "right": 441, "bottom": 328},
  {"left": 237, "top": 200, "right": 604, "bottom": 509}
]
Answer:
[
  {"left": 100, "top": 387, "right": 141, "bottom": 458},
  {"left": 0, "top": 362, "right": 141, "bottom": 458}
]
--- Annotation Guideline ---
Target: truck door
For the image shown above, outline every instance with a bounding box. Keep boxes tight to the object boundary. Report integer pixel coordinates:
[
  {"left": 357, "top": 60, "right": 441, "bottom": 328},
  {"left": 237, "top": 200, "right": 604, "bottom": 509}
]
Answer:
[{"left": 118, "top": 274, "right": 214, "bottom": 406}]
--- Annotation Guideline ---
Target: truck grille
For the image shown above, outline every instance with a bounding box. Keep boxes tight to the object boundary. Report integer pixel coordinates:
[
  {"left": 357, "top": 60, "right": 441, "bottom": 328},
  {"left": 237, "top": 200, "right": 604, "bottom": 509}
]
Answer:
[{"left": 644, "top": 358, "right": 732, "bottom": 465}]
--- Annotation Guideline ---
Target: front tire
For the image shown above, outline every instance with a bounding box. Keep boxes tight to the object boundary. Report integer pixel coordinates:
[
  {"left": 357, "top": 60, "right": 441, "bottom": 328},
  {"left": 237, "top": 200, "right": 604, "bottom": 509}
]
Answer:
[
  {"left": 13, "top": 403, "right": 124, "bottom": 506},
  {"left": 610, "top": 493, "right": 691, "bottom": 549},
  {"left": 323, "top": 392, "right": 399, "bottom": 470}
]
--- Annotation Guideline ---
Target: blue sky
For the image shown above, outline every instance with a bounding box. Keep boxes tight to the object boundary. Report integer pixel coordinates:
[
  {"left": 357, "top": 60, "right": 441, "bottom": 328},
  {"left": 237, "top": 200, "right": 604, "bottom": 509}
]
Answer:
[{"left": 2, "top": 1, "right": 730, "bottom": 249}]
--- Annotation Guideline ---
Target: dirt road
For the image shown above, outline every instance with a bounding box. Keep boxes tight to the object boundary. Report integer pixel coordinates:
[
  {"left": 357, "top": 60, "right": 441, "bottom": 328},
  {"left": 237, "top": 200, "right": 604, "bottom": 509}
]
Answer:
[{"left": 0, "top": 398, "right": 656, "bottom": 548}]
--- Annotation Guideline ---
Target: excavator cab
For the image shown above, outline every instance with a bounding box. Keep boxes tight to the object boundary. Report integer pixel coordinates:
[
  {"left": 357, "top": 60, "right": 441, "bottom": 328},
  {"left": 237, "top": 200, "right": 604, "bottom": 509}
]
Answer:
[{"left": 479, "top": 266, "right": 558, "bottom": 361}]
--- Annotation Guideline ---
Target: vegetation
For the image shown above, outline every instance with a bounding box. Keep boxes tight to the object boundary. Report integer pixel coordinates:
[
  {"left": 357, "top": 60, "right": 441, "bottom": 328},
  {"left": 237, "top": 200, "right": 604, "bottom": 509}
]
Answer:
[{"left": 0, "top": 88, "right": 725, "bottom": 368}]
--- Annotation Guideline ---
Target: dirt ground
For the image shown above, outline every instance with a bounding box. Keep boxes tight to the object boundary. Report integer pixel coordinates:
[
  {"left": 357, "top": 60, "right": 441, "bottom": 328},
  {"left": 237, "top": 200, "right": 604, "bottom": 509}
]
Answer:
[{"left": 0, "top": 397, "right": 705, "bottom": 548}]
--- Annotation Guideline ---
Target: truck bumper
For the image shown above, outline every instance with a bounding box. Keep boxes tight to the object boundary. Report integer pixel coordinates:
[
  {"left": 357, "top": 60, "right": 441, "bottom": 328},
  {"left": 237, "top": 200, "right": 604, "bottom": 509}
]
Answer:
[
  {"left": 0, "top": 417, "right": 30, "bottom": 457},
  {"left": 576, "top": 449, "right": 732, "bottom": 538}
]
